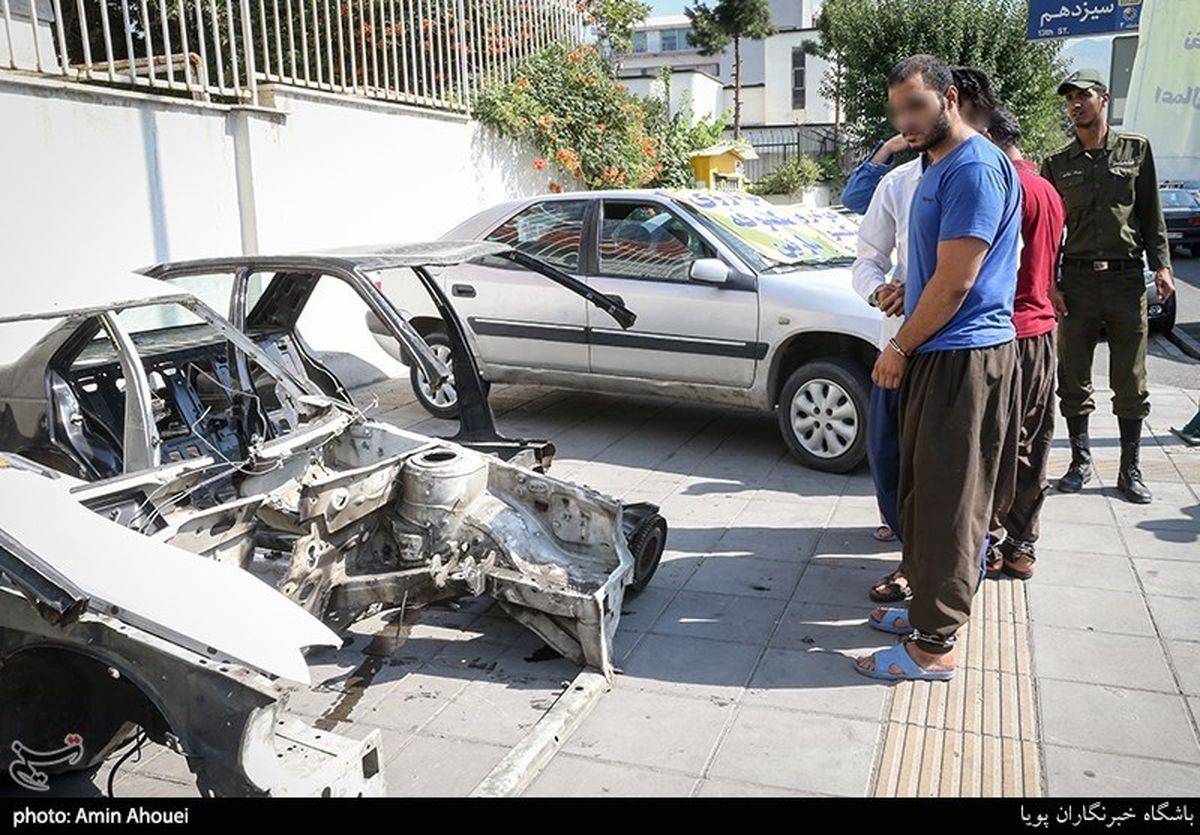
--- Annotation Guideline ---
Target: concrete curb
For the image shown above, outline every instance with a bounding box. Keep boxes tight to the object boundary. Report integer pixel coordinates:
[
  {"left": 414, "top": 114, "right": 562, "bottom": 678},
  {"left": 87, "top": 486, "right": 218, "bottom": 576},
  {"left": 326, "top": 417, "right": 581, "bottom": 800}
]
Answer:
[
  {"left": 469, "top": 670, "right": 609, "bottom": 797},
  {"left": 1167, "top": 327, "right": 1200, "bottom": 362}
]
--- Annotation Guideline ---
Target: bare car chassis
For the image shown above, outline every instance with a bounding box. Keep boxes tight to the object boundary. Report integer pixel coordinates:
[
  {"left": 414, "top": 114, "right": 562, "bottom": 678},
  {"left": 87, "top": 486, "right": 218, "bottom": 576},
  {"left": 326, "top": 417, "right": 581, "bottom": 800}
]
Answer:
[{"left": 0, "top": 243, "right": 666, "bottom": 796}]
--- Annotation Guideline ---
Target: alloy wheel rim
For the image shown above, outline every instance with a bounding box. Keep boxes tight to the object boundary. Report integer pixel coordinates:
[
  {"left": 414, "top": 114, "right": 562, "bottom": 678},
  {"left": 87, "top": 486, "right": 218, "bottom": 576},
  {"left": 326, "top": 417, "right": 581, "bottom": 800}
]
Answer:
[{"left": 417, "top": 344, "right": 457, "bottom": 408}]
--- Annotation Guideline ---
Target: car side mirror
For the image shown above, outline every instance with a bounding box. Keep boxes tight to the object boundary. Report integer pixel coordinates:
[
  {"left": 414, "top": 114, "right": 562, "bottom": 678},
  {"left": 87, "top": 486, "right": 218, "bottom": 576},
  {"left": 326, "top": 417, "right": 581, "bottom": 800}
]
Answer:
[{"left": 690, "top": 258, "right": 730, "bottom": 285}]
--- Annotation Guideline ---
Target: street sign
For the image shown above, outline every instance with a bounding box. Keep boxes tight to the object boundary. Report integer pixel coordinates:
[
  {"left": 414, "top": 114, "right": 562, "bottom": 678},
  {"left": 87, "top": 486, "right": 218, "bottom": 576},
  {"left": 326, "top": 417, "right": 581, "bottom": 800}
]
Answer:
[{"left": 1027, "top": 0, "right": 1144, "bottom": 40}]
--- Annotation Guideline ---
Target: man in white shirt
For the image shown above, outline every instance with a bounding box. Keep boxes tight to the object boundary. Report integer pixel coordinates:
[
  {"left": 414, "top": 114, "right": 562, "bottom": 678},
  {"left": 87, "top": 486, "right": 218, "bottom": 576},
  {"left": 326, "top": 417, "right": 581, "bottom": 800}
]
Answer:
[{"left": 852, "top": 155, "right": 924, "bottom": 603}]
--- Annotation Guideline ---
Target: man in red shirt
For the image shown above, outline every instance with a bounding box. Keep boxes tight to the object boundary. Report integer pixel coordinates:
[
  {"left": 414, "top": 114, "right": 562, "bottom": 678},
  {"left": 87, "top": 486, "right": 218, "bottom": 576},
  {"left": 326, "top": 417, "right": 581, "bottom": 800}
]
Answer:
[{"left": 985, "top": 107, "right": 1065, "bottom": 581}]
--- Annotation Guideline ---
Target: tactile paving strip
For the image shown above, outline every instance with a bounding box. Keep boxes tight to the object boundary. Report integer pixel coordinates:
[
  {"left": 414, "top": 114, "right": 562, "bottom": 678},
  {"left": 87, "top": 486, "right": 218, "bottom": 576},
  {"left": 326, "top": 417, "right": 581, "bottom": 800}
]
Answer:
[{"left": 871, "top": 578, "right": 1043, "bottom": 797}]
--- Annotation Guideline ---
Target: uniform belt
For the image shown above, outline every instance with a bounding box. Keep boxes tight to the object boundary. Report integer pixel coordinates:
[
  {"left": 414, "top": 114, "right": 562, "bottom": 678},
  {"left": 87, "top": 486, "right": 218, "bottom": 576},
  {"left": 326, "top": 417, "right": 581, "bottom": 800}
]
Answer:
[{"left": 1062, "top": 257, "right": 1143, "bottom": 272}]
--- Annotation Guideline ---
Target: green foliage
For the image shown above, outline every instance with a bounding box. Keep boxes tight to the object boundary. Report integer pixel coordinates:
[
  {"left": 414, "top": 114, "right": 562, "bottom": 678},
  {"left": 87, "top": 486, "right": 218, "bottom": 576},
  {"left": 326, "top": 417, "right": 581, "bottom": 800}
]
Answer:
[
  {"left": 475, "top": 44, "right": 727, "bottom": 190},
  {"left": 748, "top": 153, "right": 845, "bottom": 196},
  {"left": 685, "top": 0, "right": 775, "bottom": 136},
  {"left": 810, "top": 0, "right": 1070, "bottom": 156},
  {"left": 685, "top": 0, "right": 775, "bottom": 55},
  {"left": 584, "top": 0, "right": 653, "bottom": 57},
  {"left": 648, "top": 101, "right": 731, "bottom": 188},
  {"left": 816, "top": 153, "right": 849, "bottom": 193},
  {"left": 749, "top": 155, "right": 824, "bottom": 196}
]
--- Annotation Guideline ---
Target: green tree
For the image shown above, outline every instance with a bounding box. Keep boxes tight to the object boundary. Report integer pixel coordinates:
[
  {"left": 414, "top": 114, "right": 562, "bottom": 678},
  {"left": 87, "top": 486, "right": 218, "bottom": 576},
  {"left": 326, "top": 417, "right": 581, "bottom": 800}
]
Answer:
[
  {"left": 685, "top": 0, "right": 775, "bottom": 139},
  {"left": 584, "top": 0, "right": 653, "bottom": 65},
  {"left": 810, "top": 0, "right": 1069, "bottom": 157}
]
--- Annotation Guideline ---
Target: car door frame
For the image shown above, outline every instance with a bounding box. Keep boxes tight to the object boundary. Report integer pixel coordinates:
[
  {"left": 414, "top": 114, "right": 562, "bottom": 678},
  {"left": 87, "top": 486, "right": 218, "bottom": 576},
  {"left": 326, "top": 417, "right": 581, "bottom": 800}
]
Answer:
[
  {"left": 460, "top": 197, "right": 599, "bottom": 374},
  {"left": 582, "top": 195, "right": 764, "bottom": 385}
]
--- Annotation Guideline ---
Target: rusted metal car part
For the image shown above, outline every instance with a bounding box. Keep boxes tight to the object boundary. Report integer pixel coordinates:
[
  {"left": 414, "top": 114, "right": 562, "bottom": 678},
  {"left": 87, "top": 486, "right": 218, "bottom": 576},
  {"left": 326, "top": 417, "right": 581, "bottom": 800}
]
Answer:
[
  {"left": 0, "top": 259, "right": 667, "bottom": 794},
  {"left": 0, "top": 455, "right": 383, "bottom": 797}
]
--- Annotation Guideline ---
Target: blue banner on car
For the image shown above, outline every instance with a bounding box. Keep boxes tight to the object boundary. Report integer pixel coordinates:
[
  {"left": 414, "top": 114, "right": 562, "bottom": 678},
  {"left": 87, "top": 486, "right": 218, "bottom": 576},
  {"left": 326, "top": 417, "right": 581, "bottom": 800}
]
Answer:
[{"left": 1027, "top": 0, "right": 1143, "bottom": 40}]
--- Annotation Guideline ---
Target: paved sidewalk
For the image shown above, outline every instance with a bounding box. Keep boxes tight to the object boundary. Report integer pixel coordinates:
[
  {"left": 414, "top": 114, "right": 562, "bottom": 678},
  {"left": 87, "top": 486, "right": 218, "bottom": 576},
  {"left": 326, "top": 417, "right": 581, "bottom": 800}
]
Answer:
[{"left": 27, "top": 363, "right": 1199, "bottom": 798}]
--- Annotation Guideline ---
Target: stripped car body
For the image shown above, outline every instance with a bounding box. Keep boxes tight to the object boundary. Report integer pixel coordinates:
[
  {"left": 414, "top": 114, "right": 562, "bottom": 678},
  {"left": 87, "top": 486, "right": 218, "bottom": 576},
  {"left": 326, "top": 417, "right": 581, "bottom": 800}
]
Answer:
[{"left": 0, "top": 245, "right": 664, "bottom": 794}]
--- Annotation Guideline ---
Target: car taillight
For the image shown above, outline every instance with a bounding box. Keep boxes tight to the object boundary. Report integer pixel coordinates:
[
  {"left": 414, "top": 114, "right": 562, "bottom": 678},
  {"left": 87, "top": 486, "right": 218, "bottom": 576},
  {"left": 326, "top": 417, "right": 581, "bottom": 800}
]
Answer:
[{"left": 1188, "top": 217, "right": 1200, "bottom": 226}]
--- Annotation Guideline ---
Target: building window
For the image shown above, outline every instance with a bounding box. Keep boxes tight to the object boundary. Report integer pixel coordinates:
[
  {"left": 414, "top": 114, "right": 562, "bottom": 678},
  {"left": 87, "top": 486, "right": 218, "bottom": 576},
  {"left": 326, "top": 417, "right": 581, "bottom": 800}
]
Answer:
[
  {"left": 791, "top": 47, "right": 806, "bottom": 109},
  {"left": 631, "top": 30, "right": 647, "bottom": 53},
  {"left": 660, "top": 28, "right": 691, "bottom": 52}
]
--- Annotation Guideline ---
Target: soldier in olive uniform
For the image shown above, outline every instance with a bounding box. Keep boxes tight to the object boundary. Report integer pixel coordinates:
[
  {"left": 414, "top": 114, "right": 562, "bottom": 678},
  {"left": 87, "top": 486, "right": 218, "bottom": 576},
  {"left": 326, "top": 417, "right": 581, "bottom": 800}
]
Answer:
[{"left": 1040, "top": 68, "right": 1176, "bottom": 504}]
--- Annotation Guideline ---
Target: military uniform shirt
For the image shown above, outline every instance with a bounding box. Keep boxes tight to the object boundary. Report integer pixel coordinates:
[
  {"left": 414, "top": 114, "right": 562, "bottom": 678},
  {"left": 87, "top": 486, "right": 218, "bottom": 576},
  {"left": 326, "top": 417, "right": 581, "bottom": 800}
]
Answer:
[{"left": 1039, "top": 130, "right": 1172, "bottom": 272}]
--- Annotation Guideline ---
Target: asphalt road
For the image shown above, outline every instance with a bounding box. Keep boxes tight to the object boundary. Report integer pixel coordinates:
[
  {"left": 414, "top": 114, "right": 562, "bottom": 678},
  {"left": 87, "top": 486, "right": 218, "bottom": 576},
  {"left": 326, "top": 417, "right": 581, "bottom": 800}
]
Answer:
[
  {"left": 1171, "top": 250, "right": 1200, "bottom": 348},
  {"left": 1147, "top": 250, "right": 1200, "bottom": 391}
]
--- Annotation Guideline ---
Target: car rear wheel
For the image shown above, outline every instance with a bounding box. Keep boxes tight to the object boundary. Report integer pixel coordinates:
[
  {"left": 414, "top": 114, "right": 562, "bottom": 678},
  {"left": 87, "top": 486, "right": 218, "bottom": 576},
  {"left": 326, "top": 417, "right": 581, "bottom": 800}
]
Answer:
[
  {"left": 410, "top": 331, "right": 461, "bottom": 419},
  {"left": 777, "top": 359, "right": 870, "bottom": 473}
]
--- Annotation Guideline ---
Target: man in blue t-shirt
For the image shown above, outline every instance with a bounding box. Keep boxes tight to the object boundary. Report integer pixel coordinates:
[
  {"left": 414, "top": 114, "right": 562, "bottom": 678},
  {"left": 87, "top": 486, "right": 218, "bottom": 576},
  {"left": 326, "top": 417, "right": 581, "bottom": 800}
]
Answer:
[
  {"left": 855, "top": 54, "right": 1020, "bottom": 685},
  {"left": 840, "top": 66, "right": 999, "bottom": 214}
]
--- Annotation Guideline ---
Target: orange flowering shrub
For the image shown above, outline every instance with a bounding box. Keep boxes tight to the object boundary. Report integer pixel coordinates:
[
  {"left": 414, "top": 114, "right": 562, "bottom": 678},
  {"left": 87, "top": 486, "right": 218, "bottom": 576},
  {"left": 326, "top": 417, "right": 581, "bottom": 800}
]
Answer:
[{"left": 475, "top": 44, "right": 722, "bottom": 191}]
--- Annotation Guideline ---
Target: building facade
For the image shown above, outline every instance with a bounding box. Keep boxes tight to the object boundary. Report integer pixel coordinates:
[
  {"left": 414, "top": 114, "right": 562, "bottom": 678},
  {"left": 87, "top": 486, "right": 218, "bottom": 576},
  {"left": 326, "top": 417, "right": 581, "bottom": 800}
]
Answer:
[{"left": 617, "top": 0, "right": 837, "bottom": 167}]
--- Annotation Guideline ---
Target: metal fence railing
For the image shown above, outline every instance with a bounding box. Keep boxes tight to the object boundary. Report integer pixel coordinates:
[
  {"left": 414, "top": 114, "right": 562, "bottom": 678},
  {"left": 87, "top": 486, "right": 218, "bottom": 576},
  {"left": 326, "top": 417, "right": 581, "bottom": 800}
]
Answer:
[
  {"left": 731, "top": 125, "right": 837, "bottom": 183},
  {"left": 1, "top": 0, "right": 585, "bottom": 110}
]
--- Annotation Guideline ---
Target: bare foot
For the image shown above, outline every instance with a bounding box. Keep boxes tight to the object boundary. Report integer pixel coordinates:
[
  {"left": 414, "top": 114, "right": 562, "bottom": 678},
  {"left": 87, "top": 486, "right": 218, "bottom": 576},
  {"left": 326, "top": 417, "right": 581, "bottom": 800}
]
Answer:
[
  {"left": 873, "top": 525, "right": 897, "bottom": 542},
  {"left": 871, "top": 569, "right": 909, "bottom": 597},
  {"left": 870, "top": 606, "right": 909, "bottom": 630},
  {"left": 855, "top": 641, "right": 957, "bottom": 676}
]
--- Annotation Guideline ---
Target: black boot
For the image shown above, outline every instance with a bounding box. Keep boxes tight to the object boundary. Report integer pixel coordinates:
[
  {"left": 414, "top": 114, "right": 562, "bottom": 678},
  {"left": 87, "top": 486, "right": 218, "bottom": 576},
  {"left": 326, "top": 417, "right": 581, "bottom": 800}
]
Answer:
[
  {"left": 1117, "top": 441, "right": 1152, "bottom": 504},
  {"left": 1057, "top": 433, "right": 1093, "bottom": 493}
]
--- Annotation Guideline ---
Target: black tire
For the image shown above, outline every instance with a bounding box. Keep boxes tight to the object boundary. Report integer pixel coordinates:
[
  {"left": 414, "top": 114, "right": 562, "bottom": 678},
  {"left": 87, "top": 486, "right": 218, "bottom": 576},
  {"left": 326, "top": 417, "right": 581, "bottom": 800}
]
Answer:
[
  {"left": 776, "top": 359, "right": 871, "bottom": 474},
  {"left": 626, "top": 515, "right": 668, "bottom": 595},
  {"left": 1151, "top": 294, "right": 1177, "bottom": 335},
  {"left": 408, "top": 330, "right": 490, "bottom": 419}
]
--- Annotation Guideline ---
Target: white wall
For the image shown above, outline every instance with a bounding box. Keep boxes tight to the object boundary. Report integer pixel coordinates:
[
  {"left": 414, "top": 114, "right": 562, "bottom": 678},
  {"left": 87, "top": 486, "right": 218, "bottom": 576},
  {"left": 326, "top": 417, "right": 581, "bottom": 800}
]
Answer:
[
  {"left": 0, "top": 73, "right": 549, "bottom": 380},
  {"left": 1, "top": 77, "right": 244, "bottom": 282},
  {"left": 623, "top": 71, "right": 725, "bottom": 123},
  {"left": 723, "top": 85, "right": 767, "bottom": 127},
  {"left": 719, "top": 39, "right": 768, "bottom": 88},
  {"left": 672, "top": 72, "right": 725, "bottom": 122},
  {"left": 247, "top": 86, "right": 546, "bottom": 249},
  {"left": 762, "top": 31, "right": 834, "bottom": 126}
]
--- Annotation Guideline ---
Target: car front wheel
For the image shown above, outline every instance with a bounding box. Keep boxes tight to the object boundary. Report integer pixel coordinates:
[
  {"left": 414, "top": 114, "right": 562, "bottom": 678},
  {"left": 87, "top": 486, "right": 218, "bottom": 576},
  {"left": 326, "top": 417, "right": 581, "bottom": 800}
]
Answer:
[{"left": 777, "top": 359, "right": 870, "bottom": 473}]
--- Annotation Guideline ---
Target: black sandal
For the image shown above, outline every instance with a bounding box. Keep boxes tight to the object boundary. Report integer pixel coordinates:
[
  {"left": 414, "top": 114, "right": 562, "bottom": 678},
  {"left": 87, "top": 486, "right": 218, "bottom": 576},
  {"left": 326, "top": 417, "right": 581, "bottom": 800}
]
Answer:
[{"left": 869, "top": 568, "right": 912, "bottom": 603}]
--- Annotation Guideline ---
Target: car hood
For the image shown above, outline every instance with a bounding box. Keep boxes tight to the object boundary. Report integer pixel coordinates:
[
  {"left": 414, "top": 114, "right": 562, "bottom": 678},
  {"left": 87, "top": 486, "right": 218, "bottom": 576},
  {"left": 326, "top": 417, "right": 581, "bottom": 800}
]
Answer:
[
  {"left": 0, "top": 461, "right": 341, "bottom": 684},
  {"left": 761, "top": 263, "right": 872, "bottom": 300}
]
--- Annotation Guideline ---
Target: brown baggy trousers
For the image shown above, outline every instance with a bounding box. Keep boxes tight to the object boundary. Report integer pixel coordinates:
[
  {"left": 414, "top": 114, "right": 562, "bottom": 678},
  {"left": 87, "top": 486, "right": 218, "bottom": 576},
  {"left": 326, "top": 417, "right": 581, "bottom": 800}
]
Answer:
[
  {"left": 992, "top": 330, "right": 1057, "bottom": 545},
  {"left": 899, "top": 341, "right": 1019, "bottom": 655}
]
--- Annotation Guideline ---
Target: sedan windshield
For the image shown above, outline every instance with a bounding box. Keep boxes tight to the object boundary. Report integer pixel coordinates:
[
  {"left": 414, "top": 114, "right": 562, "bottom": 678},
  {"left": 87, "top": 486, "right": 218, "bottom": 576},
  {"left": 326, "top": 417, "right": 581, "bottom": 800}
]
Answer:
[{"left": 666, "top": 190, "right": 858, "bottom": 272}]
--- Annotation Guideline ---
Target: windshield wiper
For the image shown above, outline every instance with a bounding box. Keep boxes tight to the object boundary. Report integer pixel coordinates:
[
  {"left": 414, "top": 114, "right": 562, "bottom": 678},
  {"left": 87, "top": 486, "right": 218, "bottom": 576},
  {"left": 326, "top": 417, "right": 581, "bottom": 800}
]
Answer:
[{"left": 498, "top": 250, "right": 637, "bottom": 329}]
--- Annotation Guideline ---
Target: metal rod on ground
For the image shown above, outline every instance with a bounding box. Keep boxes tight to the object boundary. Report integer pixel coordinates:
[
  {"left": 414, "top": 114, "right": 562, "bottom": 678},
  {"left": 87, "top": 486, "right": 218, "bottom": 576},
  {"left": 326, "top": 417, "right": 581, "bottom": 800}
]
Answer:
[{"left": 469, "top": 670, "right": 608, "bottom": 797}]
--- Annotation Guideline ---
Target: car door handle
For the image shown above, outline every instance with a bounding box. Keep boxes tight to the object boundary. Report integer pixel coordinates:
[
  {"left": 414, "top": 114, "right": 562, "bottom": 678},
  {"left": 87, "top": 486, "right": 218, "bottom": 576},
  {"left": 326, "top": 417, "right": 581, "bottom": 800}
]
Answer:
[{"left": 451, "top": 283, "right": 476, "bottom": 298}]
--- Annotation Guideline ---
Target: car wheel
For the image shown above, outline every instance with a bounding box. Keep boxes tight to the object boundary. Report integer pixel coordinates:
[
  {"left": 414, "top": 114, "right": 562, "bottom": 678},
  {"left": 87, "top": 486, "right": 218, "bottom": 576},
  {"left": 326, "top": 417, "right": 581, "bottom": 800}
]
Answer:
[
  {"left": 626, "top": 513, "right": 668, "bottom": 595},
  {"left": 777, "top": 359, "right": 870, "bottom": 473},
  {"left": 1151, "top": 294, "right": 1177, "bottom": 335},
  {"left": 409, "top": 331, "right": 462, "bottom": 419}
]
